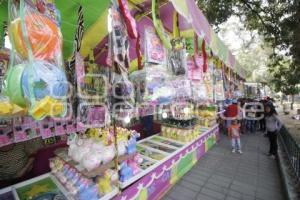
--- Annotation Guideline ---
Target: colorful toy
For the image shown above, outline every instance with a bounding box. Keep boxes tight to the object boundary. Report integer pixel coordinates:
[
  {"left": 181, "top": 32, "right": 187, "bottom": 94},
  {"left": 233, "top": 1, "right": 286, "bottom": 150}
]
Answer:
[
  {"left": 78, "top": 183, "right": 99, "bottom": 200},
  {"left": 97, "top": 171, "right": 113, "bottom": 194},
  {"left": 4, "top": 60, "right": 67, "bottom": 120},
  {"left": 4, "top": 63, "right": 27, "bottom": 107},
  {"left": 101, "top": 145, "right": 116, "bottom": 164},
  {"left": 82, "top": 152, "right": 102, "bottom": 171},
  {"left": 127, "top": 155, "right": 143, "bottom": 175},
  {"left": 144, "top": 27, "right": 166, "bottom": 64},
  {"left": 118, "top": 140, "right": 127, "bottom": 156},
  {"left": 126, "top": 132, "right": 139, "bottom": 154},
  {"left": 21, "top": 60, "right": 68, "bottom": 101},
  {"left": 9, "top": 13, "right": 61, "bottom": 60},
  {"left": 119, "top": 162, "right": 133, "bottom": 182}
]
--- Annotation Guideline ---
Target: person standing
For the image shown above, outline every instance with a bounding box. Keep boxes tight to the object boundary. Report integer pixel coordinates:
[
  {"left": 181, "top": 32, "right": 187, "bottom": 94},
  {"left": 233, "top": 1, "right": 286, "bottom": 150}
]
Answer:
[
  {"left": 228, "top": 119, "right": 242, "bottom": 154},
  {"left": 224, "top": 99, "right": 239, "bottom": 133},
  {"left": 265, "top": 103, "right": 282, "bottom": 159}
]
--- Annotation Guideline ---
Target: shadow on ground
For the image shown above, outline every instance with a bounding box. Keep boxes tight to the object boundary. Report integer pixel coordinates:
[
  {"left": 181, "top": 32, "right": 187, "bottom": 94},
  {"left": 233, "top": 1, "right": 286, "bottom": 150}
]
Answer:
[{"left": 162, "top": 132, "right": 285, "bottom": 200}]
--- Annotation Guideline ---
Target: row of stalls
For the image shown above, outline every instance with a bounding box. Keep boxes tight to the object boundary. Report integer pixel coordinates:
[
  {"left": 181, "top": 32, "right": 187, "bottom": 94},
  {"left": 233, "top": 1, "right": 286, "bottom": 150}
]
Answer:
[{"left": 0, "top": 0, "right": 246, "bottom": 199}]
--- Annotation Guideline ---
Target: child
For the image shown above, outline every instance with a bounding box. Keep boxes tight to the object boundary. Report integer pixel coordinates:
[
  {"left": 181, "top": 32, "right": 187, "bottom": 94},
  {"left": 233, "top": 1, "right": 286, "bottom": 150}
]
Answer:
[{"left": 228, "top": 119, "right": 242, "bottom": 154}]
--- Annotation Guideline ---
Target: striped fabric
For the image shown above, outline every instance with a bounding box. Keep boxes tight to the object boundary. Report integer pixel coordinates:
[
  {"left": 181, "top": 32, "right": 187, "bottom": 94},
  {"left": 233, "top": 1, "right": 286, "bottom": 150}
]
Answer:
[{"left": 0, "top": 138, "right": 43, "bottom": 180}]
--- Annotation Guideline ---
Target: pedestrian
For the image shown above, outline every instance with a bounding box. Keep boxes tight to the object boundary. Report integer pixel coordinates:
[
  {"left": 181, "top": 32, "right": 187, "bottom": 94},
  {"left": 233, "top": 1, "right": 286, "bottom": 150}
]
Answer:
[
  {"left": 265, "top": 103, "right": 282, "bottom": 159},
  {"left": 224, "top": 99, "right": 238, "bottom": 133},
  {"left": 245, "top": 100, "right": 256, "bottom": 133},
  {"left": 228, "top": 119, "right": 242, "bottom": 154}
]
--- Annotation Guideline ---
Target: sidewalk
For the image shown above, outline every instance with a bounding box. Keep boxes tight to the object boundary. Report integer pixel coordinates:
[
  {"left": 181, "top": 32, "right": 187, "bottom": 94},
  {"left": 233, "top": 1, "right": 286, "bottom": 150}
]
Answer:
[{"left": 162, "top": 132, "right": 285, "bottom": 200}]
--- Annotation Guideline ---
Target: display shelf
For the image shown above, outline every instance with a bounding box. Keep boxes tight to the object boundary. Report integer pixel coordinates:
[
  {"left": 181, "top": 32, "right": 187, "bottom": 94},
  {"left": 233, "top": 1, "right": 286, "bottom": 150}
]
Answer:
[
  {"left": 7, "top": 172, "right": 120, "bottom": 200},
  {"left": 0, "top": 186, "right": 13, "bottom": 195},
  {"left": 145, "top": 139, "right": 182, "bottom": 150},
  {"left": 115, "top": 124, "right": 220, "bottom": 200},
  {"left": 54, "top": 148, "right": 136, "bottom": 178},
  {"left": 0, "top": 186, "right": 15, "bottom": 200},
  {"left": 10, "top": 173, "right": 72, "bottom": 200},
  {"left": 150, "top": 135, "right": 186, "bottom": 145},
  {"left": 50, "top": 175, "right": 75, "bottom": 200},
  {"left": 118, "top": 125, "right": 218, "bottom": 189}
]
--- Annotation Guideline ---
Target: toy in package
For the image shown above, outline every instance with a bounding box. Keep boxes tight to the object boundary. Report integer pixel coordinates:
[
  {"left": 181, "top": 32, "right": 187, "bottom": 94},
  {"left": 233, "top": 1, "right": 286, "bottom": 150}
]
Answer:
[
  {"left": 167, "top": 38, "right": 187, "bottom": 76},
  {"left": 144, "top": 64, "right": 173, "bottom": 104},
  {"left": 4, "top": 0, "right": 68, "bottom": 120},
  {"left": 144, "top": 27, "right": 167, "bottom": 64}
]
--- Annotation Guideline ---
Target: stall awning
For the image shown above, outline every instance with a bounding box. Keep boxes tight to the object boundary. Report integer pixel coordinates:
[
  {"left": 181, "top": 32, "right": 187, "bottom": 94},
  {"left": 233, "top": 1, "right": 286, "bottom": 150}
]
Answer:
[
  {"left": 171, "top": 0, "right": 247, "bottom": 79},
  {"left": 0, "top": 0, "right": 247, "bottom": 78}
]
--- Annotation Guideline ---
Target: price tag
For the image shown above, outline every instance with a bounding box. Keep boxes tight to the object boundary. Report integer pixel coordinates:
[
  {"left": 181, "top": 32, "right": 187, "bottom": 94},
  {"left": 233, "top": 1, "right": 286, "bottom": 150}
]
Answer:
[
  {"left": 67, "top": 124, "right": 75, "bottom": 133},
  {"left": 55, "top": 126, "right": 65, "bottom": 136},
  {"left": 42, "top": 128, "right": 53, "bottom": 139}
]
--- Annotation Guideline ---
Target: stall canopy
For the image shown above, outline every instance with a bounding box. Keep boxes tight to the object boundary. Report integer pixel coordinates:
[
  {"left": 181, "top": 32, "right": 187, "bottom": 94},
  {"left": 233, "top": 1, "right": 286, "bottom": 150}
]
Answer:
[{"left": 0, "top": 0, "right": 246, "bottom": 78}]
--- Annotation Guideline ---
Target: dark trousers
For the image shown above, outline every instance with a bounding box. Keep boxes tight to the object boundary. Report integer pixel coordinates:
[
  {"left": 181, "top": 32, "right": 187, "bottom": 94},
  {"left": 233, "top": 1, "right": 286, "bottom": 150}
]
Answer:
[
  {"left": 268, "top": 131, "right": 278, "bottom": 156},
  {"left": 259, "top": 118, "right": 266, "bottom": 131}
]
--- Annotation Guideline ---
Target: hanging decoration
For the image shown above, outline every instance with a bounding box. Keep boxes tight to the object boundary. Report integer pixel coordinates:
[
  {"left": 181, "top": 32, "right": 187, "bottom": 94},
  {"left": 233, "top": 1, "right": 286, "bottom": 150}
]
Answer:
[{"left": 152, "top": 0, "right": 171, "bottom": 49}]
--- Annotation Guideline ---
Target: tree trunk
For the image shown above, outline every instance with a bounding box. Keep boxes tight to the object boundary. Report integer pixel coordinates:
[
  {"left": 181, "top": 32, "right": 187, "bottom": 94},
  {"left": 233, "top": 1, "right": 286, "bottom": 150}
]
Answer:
[{"left": 291, "top": 95, "right": 294, "bottom": 110}]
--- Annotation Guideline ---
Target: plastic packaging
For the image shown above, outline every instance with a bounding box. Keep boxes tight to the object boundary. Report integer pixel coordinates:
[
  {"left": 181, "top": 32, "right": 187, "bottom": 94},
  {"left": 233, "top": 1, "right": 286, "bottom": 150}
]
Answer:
[
  {"left": 5, "top": 0, "right": 67, "bottom": 120},
  {"left": 144, "top": 27, "right": 167, "bottom": 64},
  {"left": 144, "top": 67, "right": 174, "bottom": 104},
  {"left": 167, "top": 38, "right": 187, "bottom": 76}
]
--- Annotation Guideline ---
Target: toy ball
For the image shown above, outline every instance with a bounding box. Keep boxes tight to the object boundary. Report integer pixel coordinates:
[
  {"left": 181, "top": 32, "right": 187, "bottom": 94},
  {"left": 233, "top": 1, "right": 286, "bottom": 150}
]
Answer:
[
  {"left": 21, "top": 60, "right": 68, "bottom": 101},
  {"left": 9, "top": 13, "right": 61, "bottom": 60}
]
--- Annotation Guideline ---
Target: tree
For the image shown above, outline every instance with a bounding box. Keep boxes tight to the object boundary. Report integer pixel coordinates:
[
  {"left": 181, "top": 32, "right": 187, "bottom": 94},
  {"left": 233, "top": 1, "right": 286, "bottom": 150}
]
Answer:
[
  {"left": 269, "top": 58, "right": 300, "bottom": 109},
  {"left": 197, "top": 0, "right": 300, "bottom": 96}
]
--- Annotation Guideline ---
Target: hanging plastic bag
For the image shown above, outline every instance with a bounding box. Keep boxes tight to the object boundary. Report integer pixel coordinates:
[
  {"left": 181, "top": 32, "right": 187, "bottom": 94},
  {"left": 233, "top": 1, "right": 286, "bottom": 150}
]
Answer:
[{"left": 5, "top": 0, "right": 68, "bottom": 120}]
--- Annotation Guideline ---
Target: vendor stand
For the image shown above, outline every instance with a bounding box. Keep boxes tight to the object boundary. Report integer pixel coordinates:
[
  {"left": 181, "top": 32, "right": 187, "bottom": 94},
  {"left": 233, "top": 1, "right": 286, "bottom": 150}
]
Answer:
[{"left": 0, "top": 0, "right": 246, "bottom": 199}]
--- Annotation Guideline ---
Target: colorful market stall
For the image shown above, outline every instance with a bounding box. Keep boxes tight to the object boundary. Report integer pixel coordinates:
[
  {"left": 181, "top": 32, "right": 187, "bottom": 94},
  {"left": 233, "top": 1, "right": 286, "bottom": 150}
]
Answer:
[{"left": 0, "top": 0, "right": 246, "bottom": 200}]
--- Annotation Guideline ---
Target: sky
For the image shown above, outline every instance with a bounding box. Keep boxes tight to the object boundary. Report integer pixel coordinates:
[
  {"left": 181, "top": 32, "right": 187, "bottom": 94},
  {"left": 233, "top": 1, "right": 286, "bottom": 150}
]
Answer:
[{"left": 217, "top": 16, "right": 260, "bottom": 56}]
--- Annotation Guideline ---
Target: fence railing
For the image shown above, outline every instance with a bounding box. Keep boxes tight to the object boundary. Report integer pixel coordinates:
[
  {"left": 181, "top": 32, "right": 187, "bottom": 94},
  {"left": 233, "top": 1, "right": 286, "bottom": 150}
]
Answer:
[{"left": 278, "top": 126, "right": 300, "bottom": 185}]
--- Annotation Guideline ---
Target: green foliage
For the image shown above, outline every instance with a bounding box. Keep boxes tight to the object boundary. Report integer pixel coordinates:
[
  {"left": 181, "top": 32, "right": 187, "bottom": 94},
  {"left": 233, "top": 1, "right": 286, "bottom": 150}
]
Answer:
[{"left": 197, "top": 0, "right": 300, "bottom": 94}]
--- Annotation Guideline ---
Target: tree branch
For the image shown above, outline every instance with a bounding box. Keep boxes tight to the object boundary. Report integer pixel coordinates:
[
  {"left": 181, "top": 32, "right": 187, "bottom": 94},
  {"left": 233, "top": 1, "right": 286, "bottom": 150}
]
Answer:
[{"left": 240, "top": 0, "right": 267, "bottom": 28}]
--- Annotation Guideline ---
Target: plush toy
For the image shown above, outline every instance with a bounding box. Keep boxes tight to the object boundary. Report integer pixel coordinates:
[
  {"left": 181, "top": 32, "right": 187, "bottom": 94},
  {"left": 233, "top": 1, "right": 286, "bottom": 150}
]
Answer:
[
  {"left": 67, "top": 133, "right": 78, "bottom": 157},
  {"left": 118, "top": 140, "right": 127, "bottom": 156},
  {"left": 119, "top": 162, "right": 133, "bottom": 182},
  {"left": 82, "top": 152, "right": 102, "bottom": 171},
  {"left": 97, "top": 171, "right": 113, "bottom": 194},
  {"left": 126, "top": 131, "right": 140, "bottom": 154},
  {"left": 78, "top": 183, "right": 99, "bottom": 200},
  {"left": 101, "top": 145, "right": 115, "bottom": 164},
  {"left": 127, "top": 155, "right": 143, "bottom": 175},
  {"left": 72, "top": 143, "right": 90, "bottom": 163}
]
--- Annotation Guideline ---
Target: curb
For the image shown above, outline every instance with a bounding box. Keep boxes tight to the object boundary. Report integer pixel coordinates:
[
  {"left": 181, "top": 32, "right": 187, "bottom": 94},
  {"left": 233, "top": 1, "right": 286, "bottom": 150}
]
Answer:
[{"left": 277, "top": 143, "right": 300, "bottom": 200}]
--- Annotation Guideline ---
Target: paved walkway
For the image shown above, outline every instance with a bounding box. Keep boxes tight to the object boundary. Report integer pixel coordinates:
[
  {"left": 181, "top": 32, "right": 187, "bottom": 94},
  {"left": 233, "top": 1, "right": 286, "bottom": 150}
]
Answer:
[{"left": 163, "top": 132, "right": 286, "bottom": 200}]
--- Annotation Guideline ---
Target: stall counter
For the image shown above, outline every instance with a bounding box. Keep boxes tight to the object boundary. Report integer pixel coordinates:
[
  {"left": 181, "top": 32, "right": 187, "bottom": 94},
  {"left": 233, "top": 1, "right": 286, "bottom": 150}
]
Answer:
[{"left": 115, "top": 124, "right": 219, "bottom": 200}]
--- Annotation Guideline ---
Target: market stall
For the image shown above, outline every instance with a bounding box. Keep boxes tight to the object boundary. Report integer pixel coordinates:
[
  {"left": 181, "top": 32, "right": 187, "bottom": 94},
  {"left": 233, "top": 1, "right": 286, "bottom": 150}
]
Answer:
[{"left": 0, "top": 0, "right": 246, "bottom": 199}]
